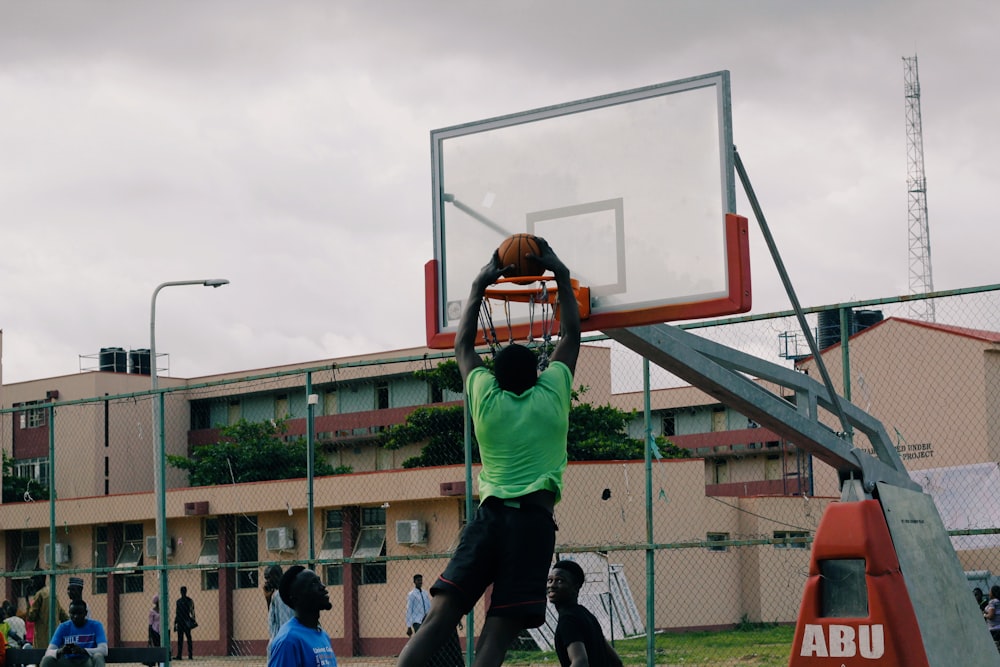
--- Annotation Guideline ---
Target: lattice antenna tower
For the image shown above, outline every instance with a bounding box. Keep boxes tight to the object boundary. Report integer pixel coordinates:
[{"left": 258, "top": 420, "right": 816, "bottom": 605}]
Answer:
[{"left": 903, "top": 55, "right": 935, "bottom": 322}]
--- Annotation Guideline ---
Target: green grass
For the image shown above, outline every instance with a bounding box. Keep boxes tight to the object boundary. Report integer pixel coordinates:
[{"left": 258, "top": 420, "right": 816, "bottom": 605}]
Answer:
[{"left": 505, "top": 624, "right": 795, "bottom": 666}]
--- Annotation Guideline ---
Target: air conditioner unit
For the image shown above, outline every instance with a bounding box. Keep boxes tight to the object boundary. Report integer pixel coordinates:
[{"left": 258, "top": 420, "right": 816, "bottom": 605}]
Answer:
[
  {"left": 42, "top": 542, "right": 71, "bottom": 566},
  {"left": 395, "top": 519, "right": 427, "bottom": 545},
  {"left": 145, "top": 535, "right": 174, "bottom": 559},
  {"left": 265, "top": 527, "right": 295, "bottom": 551}
]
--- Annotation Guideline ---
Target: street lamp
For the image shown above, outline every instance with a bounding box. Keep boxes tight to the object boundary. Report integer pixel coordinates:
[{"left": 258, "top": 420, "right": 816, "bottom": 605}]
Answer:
[{"left": 150, "top": 279, "right": 229, "bottom": 657}]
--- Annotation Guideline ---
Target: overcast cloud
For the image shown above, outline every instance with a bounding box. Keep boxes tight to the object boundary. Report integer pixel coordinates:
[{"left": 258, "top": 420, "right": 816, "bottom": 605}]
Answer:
[{"left": 1, "top": 1, "right": 998, "bottom": 384}]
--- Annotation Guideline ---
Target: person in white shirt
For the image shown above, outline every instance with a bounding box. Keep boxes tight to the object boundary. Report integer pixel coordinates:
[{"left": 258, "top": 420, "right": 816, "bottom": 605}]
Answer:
[{"left": 405, "top": 574, "right": 432, "bottom": 637}]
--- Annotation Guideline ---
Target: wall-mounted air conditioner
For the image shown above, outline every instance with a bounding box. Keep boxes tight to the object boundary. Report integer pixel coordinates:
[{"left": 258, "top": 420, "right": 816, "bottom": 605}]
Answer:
[
  {"left": 266, "top": 527, "right": 295, "bottom": 551},
  {"left": 43, "top": 542, "right": 71, "bottom": 566},
  {"left": 144, "top": 535, "right": 174, "bottom": 559},
  {"left": 395, "top": 519, "right": 427, "bottom": 545}
]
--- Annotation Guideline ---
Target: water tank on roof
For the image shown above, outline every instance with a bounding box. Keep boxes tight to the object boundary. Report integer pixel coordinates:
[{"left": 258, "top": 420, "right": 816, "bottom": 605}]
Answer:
[
  {"left": 817, "top": 309, "right": 884, "bottom": 350},
  {"left": 99, "top": 347, "right": 127, "bottom": 373},
  {"left": 130, "top": 349, "right": 152, "bottom": 376}
]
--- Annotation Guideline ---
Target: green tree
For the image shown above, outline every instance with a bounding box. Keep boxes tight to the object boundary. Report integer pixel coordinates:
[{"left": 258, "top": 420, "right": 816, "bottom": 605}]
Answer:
[
  {"left": 2, "top": 451, "right": 50, "bottom": 503},
  {"left": 168, "top": 418, "right": 350, "bottom": 486}
]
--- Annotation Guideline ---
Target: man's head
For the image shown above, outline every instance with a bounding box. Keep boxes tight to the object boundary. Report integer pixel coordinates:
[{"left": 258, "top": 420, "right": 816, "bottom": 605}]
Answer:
[
  {"left": 494, "top": 344, "right": 537, "bottom": 394},
  {"left": 413, "top": 574, "right": 423, "bottom": 589},
  {"left": 265, "top": 565, "right": 283, "bottom": 588},
  {"left": 279, "top": 566, "right": 332, "bottom": 617},
  {"left": 180, "top": 586, "right": 188, "bottom": 597},
  {"left": 69, "top": 600, "right": 88, "bottom": 628},
  {"left": 547, "top": 560, "right": 586, "bottom": 607},
  {"left": 68, "top": 577, "right": 84, "bottom": 602},
  {"left": 975, "top": 587, "right": 984, "bottom": 602},
  {"left": 152, "top": 595, "right": 159, "bottom": 609}
]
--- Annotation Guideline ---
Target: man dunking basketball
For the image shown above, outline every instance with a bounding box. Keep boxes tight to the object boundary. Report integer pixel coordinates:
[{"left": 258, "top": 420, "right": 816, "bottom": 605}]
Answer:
[{"left": 396, "top": 237, "right": 580, "bottom": 667}]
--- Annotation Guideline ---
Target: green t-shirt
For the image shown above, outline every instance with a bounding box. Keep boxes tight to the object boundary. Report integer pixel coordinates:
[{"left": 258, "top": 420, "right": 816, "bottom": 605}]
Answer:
[{"left": 466, "top": 361, "right": 572, "bottom": 503}]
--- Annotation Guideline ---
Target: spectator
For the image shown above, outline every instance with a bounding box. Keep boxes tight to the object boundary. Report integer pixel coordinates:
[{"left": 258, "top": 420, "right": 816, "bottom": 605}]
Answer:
[
  {"left": 145, "top": 595, "right": 160, "bottom": 667},
  {"left": 985, "top": 585, "right": 1000, "bottom": 642},
  {"left": 267, "top": 566, "right": 337, "bottom": 667},
  {"left": 173, "top": 586, "right": 196, "bottom": 660},
  {"left": 39, "top": 600, "right": 108, "bottom": 667},
  {"left": 974, "top": 587, "right": 988, "bottom": 612},
  {"left": 265, "top": 566, "right": 294, "bottom": 647},
  {"left": 547, "top": 560, "right": 623, "bottom": 667},
  {"left": 405, "top": 574, "right": 431, "bottom": 637},
  {"left": 27, "top": 574, "right": 68, "bottom": 651},
  {"left": 2, "top": 601, "right": 27, "bottom": 648},
  {"left": 66, "top": 579, "right": 84, "bottom": 606}
]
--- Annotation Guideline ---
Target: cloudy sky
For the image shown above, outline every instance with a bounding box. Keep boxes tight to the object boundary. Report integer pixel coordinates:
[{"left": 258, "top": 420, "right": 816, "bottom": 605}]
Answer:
[{"left": 2, "top": 1, "right": 998, "bottom": 384}]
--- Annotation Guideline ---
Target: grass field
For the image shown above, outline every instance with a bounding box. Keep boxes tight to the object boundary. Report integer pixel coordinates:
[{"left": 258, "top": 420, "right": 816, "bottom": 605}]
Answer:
[{"left": 506, "top": 623, "right": 795, "bottom": 666}]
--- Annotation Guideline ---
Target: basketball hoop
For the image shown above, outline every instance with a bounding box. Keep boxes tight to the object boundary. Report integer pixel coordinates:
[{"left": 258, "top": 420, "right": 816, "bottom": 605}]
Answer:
[{"left": 480, "top": 276, "right": 590, "bottom": 367}]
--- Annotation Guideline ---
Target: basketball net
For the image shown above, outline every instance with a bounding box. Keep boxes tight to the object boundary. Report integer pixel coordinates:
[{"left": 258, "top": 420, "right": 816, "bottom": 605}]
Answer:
[{"left": 480, "top": 280, "right": 558, "bottom": 370}]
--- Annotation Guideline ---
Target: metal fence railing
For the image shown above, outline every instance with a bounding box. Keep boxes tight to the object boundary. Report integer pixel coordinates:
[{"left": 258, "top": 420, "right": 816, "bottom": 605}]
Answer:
[{"left": 2, "top": 284, "right": 998, "bottom": 666}]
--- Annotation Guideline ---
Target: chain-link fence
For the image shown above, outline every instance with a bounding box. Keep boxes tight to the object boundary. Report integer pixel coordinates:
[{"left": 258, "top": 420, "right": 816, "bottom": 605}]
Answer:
[{"left": 2, "top": 284, "right": 998, "bottom": 666}]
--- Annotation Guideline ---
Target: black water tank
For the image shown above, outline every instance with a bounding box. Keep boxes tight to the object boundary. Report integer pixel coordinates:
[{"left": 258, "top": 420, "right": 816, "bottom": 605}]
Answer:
[
  {"left": 817, "top": 310, "right": 844, "bottom": 350},
  {"left": 130, "top": 349, "right": 152, "bottom": 375},
  {"left": 99, "top": 347, "right": 127, "bottom": 373},
  {"left": 854, "top": 309, "right": 883, "bottom": 330}
]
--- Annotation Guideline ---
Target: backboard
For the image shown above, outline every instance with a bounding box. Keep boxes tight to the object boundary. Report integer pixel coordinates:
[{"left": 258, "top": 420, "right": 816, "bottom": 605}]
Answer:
[{"left": 425, "top": 71, "right": 750, "bottom": 349}]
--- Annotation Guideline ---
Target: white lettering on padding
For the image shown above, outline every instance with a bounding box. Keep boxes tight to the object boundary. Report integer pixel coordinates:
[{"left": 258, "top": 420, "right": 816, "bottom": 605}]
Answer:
[{"left": 800, "top": 624, "right": 885, "bottom": 659}]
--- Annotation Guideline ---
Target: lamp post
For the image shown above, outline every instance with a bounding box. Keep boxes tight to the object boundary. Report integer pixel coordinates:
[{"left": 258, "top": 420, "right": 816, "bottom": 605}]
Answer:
[{"left": 150, "top": 279, "right": 229, "bottom": 657}]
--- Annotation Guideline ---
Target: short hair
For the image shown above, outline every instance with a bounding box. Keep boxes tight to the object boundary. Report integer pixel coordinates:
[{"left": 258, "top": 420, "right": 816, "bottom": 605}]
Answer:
[
  {"left": 991, "top": 585, "right": 1000, "bottom": 600},
  {"left": 553, "top": 560, "right": 585, "bottom": 589},
  {"left": 69, "top": 599, "right": 88, "bottom": 613},
  {"left": 494, "top": 344, "right": 537, "bottom": 394},
  {"left": 279, "top": 565, "right": 307, "bottom": 609},
  {"left": 413, "top": 574, "right": 423, "bottom": 581},
  {"left": 180, "top": 586, "right": 187, "bottom": 595}
]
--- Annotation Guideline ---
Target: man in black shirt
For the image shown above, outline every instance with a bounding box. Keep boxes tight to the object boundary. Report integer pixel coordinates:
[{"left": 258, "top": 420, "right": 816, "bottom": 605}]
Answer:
[{"left": 547, "top": 560, "right": 623, "bottom": 667}]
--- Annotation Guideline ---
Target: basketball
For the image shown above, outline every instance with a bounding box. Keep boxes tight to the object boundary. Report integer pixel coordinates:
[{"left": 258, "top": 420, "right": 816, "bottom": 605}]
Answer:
[{"left": 497, "top": 233, "right": 544, "bottom": 280}]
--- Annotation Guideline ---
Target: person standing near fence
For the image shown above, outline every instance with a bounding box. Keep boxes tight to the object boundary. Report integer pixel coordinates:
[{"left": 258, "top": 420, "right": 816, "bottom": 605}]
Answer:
[
  {"left": 267, "top": 566, "right": 337, "bottom": 667},
  {"left": 265, "top": 566, "right": 294, "bottom": 650},
  {"left": 173, "top": 587, "right": 195, "bottom": 660},
  {"left": 27, "top": 574, "right": 68, "bottom": 650},
  {"left": 405, "top": 574, "right": 431, "bottom": 637},
  {"left": 547, "top": 560, "right": 623, "bottom": 667},
  {"left": 396, "top": 240, "right": 581, "bottom": 667},
  {"left": 984, "top": 585, "right": 1000, "bottom": 642}
]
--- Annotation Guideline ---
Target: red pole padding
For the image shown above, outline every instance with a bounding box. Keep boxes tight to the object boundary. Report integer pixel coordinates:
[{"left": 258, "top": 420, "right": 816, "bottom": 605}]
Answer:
[{"left": 788, "top": 499, "right": 930, "bottom": 666}]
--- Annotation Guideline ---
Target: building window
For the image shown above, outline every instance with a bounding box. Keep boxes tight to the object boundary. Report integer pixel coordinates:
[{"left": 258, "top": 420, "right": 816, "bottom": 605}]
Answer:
[
  {"left": 199, "top": 518, "right": 220, "bottom": 591},
  {"left": 661, "top": 413, "right": 675, "bottom": 437},
  {"left": 235, "top": 515, "right": 258, "bottom": 589},
  {"left": 227, "top": 400, "right": 241, "bottom": 425},
  {"left": 14, "top": 531, "right": 40, "bottom": 579},
  {"left": 13, "top": 457, "right": 49, "bottom": 491},
  {"left": 94, "top": 526, "right": 108, "bottom": 594},
  {"left": 191, "top": 403, "right": 211, "bottom": 430},
  {"left": 323, "top": 390, "right": 338, "bottom": 416},
  {"left": 319, "top": 510, "right": 344, "bottom": 585},
  {"left": 324, "top": 565, "right": 343, "bottom": 586},
  {"left": 275, "top": 394, "right": 289, "bottom": 420},
  {"left": 355, "top": 507, "right": 386, "bottom": 584},
  {"left": 711, "top": 407, "right": 727, "bottom": 432},
  {"left": 707, "top": 532, "right": 729, "bottom": 552},
  {"left": 774, "top": 531, "right": 810, "bottom": 550},
  {"left": 114, "top": 524, "right": 144, "bottom": 593},
  {"left": 375, "top": 381, "right": 390, "bottom": 410},
  {"left": 20, "top": 402, "right": 47, "bottom": 429}
]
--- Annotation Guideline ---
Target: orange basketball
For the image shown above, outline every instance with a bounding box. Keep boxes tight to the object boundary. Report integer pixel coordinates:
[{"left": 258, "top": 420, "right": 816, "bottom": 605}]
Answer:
[{"left": 497, "top": 233, "right": 544, "bottom": 280}]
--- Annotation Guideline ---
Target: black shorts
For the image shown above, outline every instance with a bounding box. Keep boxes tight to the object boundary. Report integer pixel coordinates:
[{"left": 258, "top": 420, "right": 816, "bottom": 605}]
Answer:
[{"left": 432, "top": 497, "right": 557, "bottom": 628}]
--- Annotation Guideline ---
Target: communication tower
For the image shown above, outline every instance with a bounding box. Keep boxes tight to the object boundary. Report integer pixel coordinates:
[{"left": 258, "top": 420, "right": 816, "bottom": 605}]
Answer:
[{"left": 903, "top": 55, "right": 935, "bottom": 321}]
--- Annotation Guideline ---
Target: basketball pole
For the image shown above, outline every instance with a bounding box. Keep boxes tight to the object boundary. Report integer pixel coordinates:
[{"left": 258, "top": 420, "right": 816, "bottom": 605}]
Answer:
[{"left": 605, "top": 149, "right": 1000, "bottom": 665}]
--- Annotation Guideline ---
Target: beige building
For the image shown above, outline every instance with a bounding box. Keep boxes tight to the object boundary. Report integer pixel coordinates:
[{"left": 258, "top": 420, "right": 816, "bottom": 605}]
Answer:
[{"left": 2, "top": 316, "right": 996, "bottom": 656}]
